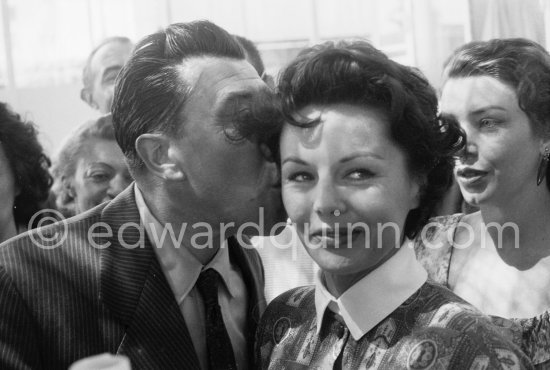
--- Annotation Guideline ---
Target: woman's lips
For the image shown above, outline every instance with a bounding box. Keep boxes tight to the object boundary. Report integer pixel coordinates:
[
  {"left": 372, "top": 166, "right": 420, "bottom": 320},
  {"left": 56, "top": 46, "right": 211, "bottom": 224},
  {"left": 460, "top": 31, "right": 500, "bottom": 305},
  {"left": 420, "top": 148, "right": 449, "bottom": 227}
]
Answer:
[
  {"left": 309, "top": 229, "right": 363, "bottom": 247},
  {"left": 456, "top": 167, "right": 488, "bottom": 186}
]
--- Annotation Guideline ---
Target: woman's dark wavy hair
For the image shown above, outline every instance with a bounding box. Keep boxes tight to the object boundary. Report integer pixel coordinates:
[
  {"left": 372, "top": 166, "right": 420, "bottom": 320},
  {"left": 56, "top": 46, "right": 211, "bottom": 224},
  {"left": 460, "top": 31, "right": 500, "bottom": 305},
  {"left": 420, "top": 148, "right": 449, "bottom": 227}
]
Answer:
[
  {"left": 277, "top": 40, "right": 464, "bottom": 238},
  {"left": 0, "top": 102, "right": 52, "bottom": 227},
  {"left": 443, "top": 38, "right": 550, "bottom": 191}
]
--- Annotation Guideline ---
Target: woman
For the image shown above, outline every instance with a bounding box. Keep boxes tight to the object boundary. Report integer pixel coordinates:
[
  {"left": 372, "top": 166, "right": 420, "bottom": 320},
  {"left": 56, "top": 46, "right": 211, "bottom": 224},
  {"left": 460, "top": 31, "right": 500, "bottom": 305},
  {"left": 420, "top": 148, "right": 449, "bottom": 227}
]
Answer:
[
  {"left": 255, "top": 40, "right": 532, "bottom": 369},
  {"left": 0, "top": 102, "right": 52, "bottom": 243},
  {"left": 52, "top": 114, "right": 132, "bottom": 217},
  {"left": 414, "top": 38, "right": 550, "bottom": 367}
]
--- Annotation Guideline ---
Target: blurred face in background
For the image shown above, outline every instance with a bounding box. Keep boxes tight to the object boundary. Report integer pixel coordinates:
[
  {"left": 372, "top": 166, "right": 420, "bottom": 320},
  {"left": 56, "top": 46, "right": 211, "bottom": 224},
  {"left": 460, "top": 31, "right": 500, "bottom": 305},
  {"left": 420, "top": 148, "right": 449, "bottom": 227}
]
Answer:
[
  {"left": 86, "top": 40, "right": 133, "bottom": 113},
  {"left": 70, "top": 139, "right": 132, "bottom": 213},
  {"left": 440, "top": 76, "right": 546, "bottom": 207}
]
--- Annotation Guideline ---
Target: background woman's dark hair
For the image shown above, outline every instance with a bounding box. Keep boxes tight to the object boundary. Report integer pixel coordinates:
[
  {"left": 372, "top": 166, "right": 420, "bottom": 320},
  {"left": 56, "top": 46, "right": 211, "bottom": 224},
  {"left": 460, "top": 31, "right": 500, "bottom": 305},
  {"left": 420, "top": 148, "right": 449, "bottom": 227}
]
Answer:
[
  {"left": 0, "top": 102, "right": 52, "bottom": 227},
  {"left": 277, "top": 40, "right": 464, "bottom": 238},
  {"left": 443, "top": 37, "right": 550, "bottom": 191}
]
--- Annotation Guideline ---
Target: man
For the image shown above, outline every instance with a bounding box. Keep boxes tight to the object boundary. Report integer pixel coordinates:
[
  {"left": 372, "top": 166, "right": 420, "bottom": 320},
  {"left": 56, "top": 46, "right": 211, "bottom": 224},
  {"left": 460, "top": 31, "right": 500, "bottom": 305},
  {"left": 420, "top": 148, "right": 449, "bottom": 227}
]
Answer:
[
  {"left": 80, "top": 36, "right": 133, "bottom": 114},
  {"left": 0, "top": 20, "right": 285, "bottom": 369}
]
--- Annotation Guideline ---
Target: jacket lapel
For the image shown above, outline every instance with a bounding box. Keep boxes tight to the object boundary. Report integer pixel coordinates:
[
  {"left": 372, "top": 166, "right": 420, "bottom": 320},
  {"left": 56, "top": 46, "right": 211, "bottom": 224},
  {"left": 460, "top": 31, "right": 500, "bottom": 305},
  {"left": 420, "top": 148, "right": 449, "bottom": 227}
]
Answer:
[{"left": 99, "top": 186, "right": 200, "bottom": 369}]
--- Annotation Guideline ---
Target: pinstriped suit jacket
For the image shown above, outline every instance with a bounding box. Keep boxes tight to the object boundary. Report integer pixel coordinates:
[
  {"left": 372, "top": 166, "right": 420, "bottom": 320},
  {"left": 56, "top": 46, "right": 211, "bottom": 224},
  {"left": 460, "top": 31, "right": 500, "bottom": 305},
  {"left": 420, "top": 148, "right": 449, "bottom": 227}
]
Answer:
[{"left": 0, "top": 186, "right": 266, "bottom": 370}]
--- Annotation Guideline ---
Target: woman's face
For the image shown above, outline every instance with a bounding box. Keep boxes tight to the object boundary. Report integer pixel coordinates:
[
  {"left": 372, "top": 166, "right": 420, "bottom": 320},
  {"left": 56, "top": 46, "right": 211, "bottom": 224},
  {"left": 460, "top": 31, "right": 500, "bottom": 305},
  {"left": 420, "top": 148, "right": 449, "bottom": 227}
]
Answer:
[
  {"left": 440, "top": 76, "right": 547, "bottom": 207},
  {"left": 0, "top": 143, "right": 17, "bottom": 226},
  {"left": 280, "top": 103, "right": 420, "bottom": 282},
  {"left": 71, "top": 139, "right": 132, "bottom": 214}
]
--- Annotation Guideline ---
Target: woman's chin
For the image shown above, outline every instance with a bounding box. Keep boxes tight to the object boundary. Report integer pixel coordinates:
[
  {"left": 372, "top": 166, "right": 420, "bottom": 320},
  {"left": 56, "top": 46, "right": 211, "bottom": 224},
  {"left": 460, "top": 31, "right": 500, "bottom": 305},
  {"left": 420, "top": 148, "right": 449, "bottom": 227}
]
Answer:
[{"left": 309, "top": 251, "right": 369, "bottom": 277}]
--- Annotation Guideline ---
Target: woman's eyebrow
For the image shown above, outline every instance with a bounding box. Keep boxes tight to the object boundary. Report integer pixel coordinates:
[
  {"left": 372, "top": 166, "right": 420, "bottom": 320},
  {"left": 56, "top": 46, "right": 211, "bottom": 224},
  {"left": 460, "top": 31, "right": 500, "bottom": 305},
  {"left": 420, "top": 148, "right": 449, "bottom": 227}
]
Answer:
[
  {"left": 469, "top": 105, "right": 507, "bottom": 115},
  {"left": 339, "top": 152, "right": 384, "bottom": 163},
  {"left": 281, "top": 157, "right": 309, "bottom": 166}
]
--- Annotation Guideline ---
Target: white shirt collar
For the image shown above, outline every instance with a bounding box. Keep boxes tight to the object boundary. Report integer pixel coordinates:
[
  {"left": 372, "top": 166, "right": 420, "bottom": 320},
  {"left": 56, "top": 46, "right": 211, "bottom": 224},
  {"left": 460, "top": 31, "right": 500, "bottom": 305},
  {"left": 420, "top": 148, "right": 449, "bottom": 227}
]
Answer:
[
  {"left": 314, "top": 241, "right": 427, "bottom": 340},
  {"left": 134, "top": 185, "right": 236, "bottom": 304}
]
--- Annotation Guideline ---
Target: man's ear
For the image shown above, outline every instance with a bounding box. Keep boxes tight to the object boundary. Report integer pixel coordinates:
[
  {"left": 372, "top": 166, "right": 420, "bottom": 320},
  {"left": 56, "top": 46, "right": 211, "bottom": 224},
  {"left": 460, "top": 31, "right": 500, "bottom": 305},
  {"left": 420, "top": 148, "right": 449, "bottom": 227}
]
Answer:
[
  {"left": 135, "top": 133, "right": 185, "bottom": 181},
  {"left": 80, "top": 88, "right": 98, "bottom": 110}
]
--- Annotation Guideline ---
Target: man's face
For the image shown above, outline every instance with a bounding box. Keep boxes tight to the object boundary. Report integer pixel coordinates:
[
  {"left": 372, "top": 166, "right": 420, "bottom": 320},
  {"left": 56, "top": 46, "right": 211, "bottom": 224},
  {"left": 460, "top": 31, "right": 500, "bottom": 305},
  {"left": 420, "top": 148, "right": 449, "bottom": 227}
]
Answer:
[
  {"left": 87, "top": 41, "right": 132, "bottom": 113},
  {"left": 171, "top": 57, "right": 285, "bottom": 234}
]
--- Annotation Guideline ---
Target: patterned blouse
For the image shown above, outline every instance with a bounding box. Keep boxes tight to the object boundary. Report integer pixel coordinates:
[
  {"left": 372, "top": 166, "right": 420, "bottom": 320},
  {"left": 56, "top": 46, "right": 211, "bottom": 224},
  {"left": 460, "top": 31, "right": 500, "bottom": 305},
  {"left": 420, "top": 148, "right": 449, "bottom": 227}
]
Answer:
[
  {"left": 414, "top": 214, "right": 550, "bottom": 368},
  {"left": 256, "top": 282, "right": 532, "bottom": 369}
]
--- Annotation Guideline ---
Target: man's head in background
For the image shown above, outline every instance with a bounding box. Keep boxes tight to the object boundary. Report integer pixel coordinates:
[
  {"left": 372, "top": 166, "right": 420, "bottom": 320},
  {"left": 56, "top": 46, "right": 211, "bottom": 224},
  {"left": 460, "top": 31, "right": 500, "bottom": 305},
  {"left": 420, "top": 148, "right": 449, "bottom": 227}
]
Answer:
[
  {"left": 80, "top": 37, "right": 134, "bottom": 114},
  {"left": 233, "top": 34, "right": 274, "bottom": 88},
  {"left": 233, "top": 35, "right": 265, "bottom": 76}
]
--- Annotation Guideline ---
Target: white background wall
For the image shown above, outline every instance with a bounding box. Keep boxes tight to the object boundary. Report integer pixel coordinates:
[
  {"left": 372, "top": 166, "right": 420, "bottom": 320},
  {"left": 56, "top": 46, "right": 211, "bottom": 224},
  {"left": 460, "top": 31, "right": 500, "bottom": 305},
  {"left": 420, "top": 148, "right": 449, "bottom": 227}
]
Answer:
[{"left": 2, "top": 0, "right": 545, "bottom": 157}]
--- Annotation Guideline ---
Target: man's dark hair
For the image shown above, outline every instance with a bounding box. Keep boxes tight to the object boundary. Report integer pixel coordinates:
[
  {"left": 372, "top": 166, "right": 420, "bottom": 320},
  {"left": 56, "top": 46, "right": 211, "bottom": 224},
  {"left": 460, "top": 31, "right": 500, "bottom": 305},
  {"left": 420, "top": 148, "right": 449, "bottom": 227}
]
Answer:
[
  {"left": 112, "top": 20, "right": 246, "bottom": 171},
  {"left": 278, "top": 40, "right": 464, "bottom": 238},
  {"left": 233, "top": 34, "right": 265, "bottom": 76}
]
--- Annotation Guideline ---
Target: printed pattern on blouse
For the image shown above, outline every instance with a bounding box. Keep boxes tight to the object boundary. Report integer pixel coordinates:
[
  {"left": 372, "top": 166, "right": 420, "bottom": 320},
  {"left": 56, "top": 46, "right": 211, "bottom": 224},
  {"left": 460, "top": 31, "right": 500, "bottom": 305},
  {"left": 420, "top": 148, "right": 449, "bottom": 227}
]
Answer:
[
  {"left": 412, "top": 214, "right": 550, "bottom": 369},
  {"left": 413, "top": 214, "right": 462, "bottom": 286},
  {"left": 255, "top": 282, "right": 533, "bottom": 370}
]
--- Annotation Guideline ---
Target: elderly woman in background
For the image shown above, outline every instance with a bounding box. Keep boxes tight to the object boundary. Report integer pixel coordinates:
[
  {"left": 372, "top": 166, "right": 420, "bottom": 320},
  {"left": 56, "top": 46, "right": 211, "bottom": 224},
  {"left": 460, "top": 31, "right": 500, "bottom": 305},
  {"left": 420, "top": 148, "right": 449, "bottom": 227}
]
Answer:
[
  {"left": 52, "top": 114, "right": 132, "bottom": 217},
  {"left": 0, "top": 102, "right": 52, "bottom": 243},
  {"left": 255, "top": 40, "right": 532, "bottom": 369},
  {"left": 415, "top": 38, "right": 550, "bottom": 368}
]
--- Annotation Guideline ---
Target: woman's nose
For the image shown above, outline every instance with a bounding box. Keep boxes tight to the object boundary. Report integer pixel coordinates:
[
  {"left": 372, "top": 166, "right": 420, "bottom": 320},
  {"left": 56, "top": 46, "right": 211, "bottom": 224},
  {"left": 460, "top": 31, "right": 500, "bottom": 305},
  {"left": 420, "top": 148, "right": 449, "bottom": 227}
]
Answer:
[
  {"left": 107, "top": 174, "right": 130, "bottom": 197},
  {"left": 312, "top": 179, "right": 346, "bottom": 217}
]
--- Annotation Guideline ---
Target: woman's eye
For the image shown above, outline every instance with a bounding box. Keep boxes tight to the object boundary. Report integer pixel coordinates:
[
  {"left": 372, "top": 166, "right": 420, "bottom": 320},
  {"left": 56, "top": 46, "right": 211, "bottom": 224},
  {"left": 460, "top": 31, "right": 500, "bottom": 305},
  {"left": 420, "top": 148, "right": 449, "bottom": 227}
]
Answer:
[
  {"left": 480, "top": 118, "right": 498, "bottom": 128},
  {"left": 89, "top": 173, "right": 110, "bottom": 182},
  {"left": 287, "top": 172, "right": 313, "bottom": 182},
  {"left": 346, "top": 169, "right": 373, "bottom": 180}
]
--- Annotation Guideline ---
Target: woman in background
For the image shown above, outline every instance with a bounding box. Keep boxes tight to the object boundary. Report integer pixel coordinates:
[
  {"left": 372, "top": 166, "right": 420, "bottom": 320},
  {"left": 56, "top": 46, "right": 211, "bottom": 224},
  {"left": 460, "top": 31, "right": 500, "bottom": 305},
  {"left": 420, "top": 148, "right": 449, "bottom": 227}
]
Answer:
[
  {"left": 415, "top": 38, "right": 550, "bottom": 367},
  {"left": 0, "top": 102, "right": 52, "bottom": 243},
  {"left": 256, "top": 40, "right": 531, "bottom": 369},
  {"left": 52, "top": 114, "right": 132, "bottom": 217}
]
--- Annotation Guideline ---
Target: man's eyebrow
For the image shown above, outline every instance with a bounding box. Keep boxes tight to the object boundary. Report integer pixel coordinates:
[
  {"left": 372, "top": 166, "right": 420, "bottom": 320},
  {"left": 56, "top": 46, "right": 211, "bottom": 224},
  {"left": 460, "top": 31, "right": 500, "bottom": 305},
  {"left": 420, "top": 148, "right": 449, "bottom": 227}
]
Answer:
[
  {"left": 218, "top": 91, "right": 256, "bottom": 109},
  {"left": 215, "top": 88, "right": 271, "bottom": 120}
]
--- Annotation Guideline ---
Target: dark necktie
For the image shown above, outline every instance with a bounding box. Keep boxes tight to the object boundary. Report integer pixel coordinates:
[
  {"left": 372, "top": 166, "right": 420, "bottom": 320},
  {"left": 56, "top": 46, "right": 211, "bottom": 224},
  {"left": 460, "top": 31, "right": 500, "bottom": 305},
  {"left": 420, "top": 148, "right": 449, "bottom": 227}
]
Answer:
[{"left": 196, "top": 268, "right": 237, "bottom": 370}]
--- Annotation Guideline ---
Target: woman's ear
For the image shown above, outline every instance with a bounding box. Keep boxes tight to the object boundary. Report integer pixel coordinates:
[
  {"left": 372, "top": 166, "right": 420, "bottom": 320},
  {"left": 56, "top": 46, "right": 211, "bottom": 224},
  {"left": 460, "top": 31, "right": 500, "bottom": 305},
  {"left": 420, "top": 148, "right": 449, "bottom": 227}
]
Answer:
[
  {"left": 410, "top": 173, "right": 426, "bottom": 210},
  {"left": 80, "top": 88, "right": 98, "bottom": 110},
  {"left": 135, "top": 133, "right": 185, "bottom": 181},
  {"left": 61, "top": 175, "right": 76, "bottom": 200},
  {"left": 540, "top": 136, "right": 550, "bottom": 155}
]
